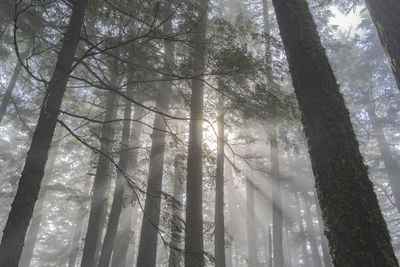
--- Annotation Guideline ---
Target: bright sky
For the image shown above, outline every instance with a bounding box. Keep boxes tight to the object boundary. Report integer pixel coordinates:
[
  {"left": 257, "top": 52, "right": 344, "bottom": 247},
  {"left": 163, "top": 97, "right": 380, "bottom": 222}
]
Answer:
[{"left": 330, "top": 6, "right": 362, "bottom": 32}]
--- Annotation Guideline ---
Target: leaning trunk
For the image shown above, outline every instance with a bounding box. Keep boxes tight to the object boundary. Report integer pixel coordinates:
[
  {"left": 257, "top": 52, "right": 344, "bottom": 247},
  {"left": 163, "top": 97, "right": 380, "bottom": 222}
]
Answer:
[
  {"left": 271, "top": 0, "right": 398, "bottom": 265},
  {"left": 0, "top": 61, "right": 22, "bottom": 123},
  {"left": 0, "top": 1, "right": 88, "bottom": 265},
  {"left": 365, "top": 0, "right": 400, "bottom": 90}
]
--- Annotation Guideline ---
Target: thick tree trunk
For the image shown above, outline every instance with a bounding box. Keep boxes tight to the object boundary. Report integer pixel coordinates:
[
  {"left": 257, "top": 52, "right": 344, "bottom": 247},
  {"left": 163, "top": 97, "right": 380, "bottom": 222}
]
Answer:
[
  {"left": 246, "top": 178, "right": 258, "bottom": 267},
  {"left": 0, "top": 1, "right": 88, "bottom": 265},
  {"left": 314, "top": 193, "right": 332, "bottom": 267},
  {"left": 97, "top": 97, "right": 133, "bottom": 267},
  {"left": 184, "top": 1, "right": 208, "bottom": 266},
  {"left": 110, "top": 104, "right": 144, "bottom": 267},
  {"left": 365, "top": 0, "right": 400, "bottom": 90},
  {"left": 271, "top": 0, "right": 398, "bottom": 265},
  {"left": 302, "top": 191, "right": 322, "bottom": 267},
  {"left": 81, "top": 89, "right": 117, "bottom": 267},
  {"left": 19, "top": 126, "right": 63, "bottom": 267},
  {"left": 215, "top": 95, "right": 226, "bottom": 267},
  {"left": 0, "top": 61, "right": 22, "bottom": 123},
  {"left": 294, "top": 191, "right": 310, "bottom": 267}
]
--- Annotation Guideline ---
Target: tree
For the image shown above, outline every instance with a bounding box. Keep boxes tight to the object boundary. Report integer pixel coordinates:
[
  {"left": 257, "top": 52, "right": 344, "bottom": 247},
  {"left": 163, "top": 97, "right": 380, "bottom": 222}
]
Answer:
[
  {"left": 0, "top": 61, "right": 21, "bottom": 123},
  {"left": 271, "top": 0, "right": 399, "bottom": 265},
  {"left": 0, "top": 0, "right": 88, "bottom": 265},
  {"left": 246, "top": 178, "right": 258, "bottom": 266},
  {"left": 365, "top": 0, "right": 400, "bottom": 91}
]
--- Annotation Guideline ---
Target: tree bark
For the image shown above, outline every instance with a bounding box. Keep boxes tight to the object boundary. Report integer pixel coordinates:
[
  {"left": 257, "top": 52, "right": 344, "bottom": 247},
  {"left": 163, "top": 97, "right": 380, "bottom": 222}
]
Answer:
[
  {"left": 301, "top": 191, "right": 322, "bottom": 267},
  {"left": 81, "top": 89, "right": 117, "bottom": 267},
  {"left": 184, "top": 0, "right": 208, "bottom": 266},
  {"left": 0, "top": 1, "right": 88, "bottom": 265},
  {"left": 214, "top": 95, "right": 226, "bottom": 267},
  {"left": 314, "top": 193, "right": 333, "bottom": 267},
  {"left": 365, "top": 0, "right": 400, "bottom": 91},
  {"left": 97, "top": 97, "right": 133, "bottom": 267},
  {"left": 0, "top": 61, "right": 22, "bottom": 123},
  {"left": 271, "top": 0, "right": 398, "bottom": 265},
  {"left": 246, "top": 178, "right": 258, "bottom": 267}
]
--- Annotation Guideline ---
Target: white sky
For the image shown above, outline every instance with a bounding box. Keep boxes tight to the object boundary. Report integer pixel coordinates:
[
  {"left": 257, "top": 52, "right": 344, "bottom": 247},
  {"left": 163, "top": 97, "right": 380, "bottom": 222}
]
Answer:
[{"left": 330, "top": 6, "right": 362, "bottom": 32}]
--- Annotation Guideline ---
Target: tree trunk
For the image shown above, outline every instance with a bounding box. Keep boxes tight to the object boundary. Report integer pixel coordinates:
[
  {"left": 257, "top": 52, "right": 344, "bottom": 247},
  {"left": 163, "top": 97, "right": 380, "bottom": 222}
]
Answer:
[
  {"left": 271, "top": 0, "right": 398, "bottom": 265},
  {"left": 184, "top": 1, "right": 208, "bottom": 266},
  {"left": 0, "top": 61, "right": 22, "bottom": 123},
  {"left": 268, "top": 228, "right": 272, "bottom": 267},
  {"left": 301, "top": 191, "right": 322, "bottom": 267},
  {"left": 246, "top": 178, "right": 258, "bottom": 267},
  {"left": 110, "top": 104, "right": 144, "bottom": 267},
  {"left": 365, "top": 0, "right": 400, "bottom": 91},
  {"left": 0, "top": 1, "right": 88, "bottom": 265},
  {"left": 81, "top": 89, "right": 117, "bottom": 267},
  {"left": 215, "top": 95, "right": 226, "bottom": 267},
  {"left": 294, "top": 191, "right": 310, "bottom": 267},
  {"left": 314, "top": 193, "right": 332, "bottom": 267},
  {"left": 97, "top": 97, "right": 133, "bottom": 267}
]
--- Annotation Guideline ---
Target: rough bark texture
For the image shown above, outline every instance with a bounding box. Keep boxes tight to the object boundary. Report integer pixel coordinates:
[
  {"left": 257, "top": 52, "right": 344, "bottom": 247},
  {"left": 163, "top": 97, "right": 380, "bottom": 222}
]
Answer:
[
  {"left": 314, "top": 193, "right": 333, "bottom": 267},
  {"left": 81, "top": 89, "right": 117, "bottom": 267},
  {"left": 98, "top": 98, "right": 133, "bottom": 267},
  {"left": 365, "top": 0, "right": 400, "bottom": 91},
  {"left": 0, "top": 61, "right": 22, "bottom": 123},
  {"left": 184, "top": 1, "right": 208, "bottom": 266},
  {"left": 0, "top": 1, "right": 88, "bottom": 265},
  {"left": 246, "top": 178, "right": 258, "bottom": 267},
  {"left": 271, "top": 0, "right": 398, "bottom": 266},
  {"left": 214, "top": 95, "right": 226, "bottom": 267},
  {"left": 302, "top": 191, "right": 322, "bottom": 267}
]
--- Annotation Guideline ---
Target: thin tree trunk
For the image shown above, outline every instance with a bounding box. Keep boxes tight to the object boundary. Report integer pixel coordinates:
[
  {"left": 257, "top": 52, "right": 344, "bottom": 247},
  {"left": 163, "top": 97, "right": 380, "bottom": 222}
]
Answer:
[
  {"left": 365, "top": 0, "right": 400, "bottom": 90},
  {"left": 81, "top": 88, "right": 117, "bottom": 267},
  {"left": 271, "top": 0, "right": 398, "bottom": 265},
  {"left": 294, "top": 191, "right": 310, "bottom": 267},
  {"left": 0, "top": 61, "right": 22, "bottom": 123},
  {"left": 246, "top": 178, "right": 258, "bottom": 267},
  {"left": 268, "top": 228, "right": 272, "bottom": 267},
  {"left": 314, "top": 193, "right": 332, "bottom": 267},
  {"left": 184, "top": 0, "right": 208, "bottom": 266},
  {"left": 0, "top": 1, "right": 88, "bottom": 265},
  {"left": 285, "top": 226, "right": 293, "bottom": 267},
  {"left": 97, "top": 97, "right": 133, "bottom": 267},
  {"left": 302, "top": 191, "right": 322, "bottom": 267},
  {"left": 215, "top": 95, "right": 226, "bottom": 267},
  {"left": 110, "top": 104, "right": 144, "bottom": 267}
]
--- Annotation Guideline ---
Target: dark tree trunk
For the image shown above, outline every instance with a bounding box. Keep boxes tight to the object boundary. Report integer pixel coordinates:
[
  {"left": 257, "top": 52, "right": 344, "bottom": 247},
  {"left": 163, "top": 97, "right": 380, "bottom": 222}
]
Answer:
[
  {"left": 301, "top": 191, "right": 322, "bottom": 267},
  {"left": 214, "top": 95, "right": 226, "bottom": 267},
  {"left": 19, "top": 126, "right": 63, "bottom": 267},
  {"left": 97, "top": 97, "right": 133, "bottom": 267},
  {"left": 314, "top": 193, "right": 332, "bottom": 267},
  {"left": 365, "top": 0, "right": 400, "bottom": 90},
  {"left": 110, "top": 104, "right": 144, "bottom": 267},
  {"left": 0, "top": 61, "right": 22, "bottom": 123},
  {"left": 81, "top": 89, "right": 117, "bottom": 267},
  {"left": 0, "top": 1, "right": 88, "bottom": 265},
  {"left": 271, "top": 0, "right": 398, "bottom": 265},
  {"left": 294, "top": 191, "right": 310, "bottom": 267},
  {"left": 270, "top": 129, "right": 283, "bottom": 267},
  {"left": 184, "top": 1, "right": 208, "bottom": 266},
  {"left": 246, "top": 178, "right": 258, "bottom": 267},
  {"left": 136, "top": 8, "right": 174, "bottom": 265},
  {"left": 168, "top": 145, "right": 185, "bottom": 267}
]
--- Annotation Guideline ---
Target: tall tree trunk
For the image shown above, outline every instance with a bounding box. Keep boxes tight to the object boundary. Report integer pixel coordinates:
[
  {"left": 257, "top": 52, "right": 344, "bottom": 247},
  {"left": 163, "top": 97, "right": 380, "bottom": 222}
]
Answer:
[
  {"left": 97, "top": 97, "right": 133, "bottom": 267},
  {"left": 301, "top": 191, "right": 322, "bottom": 267},
  {"left": 365, "top": 0, "right": 400, "bottom": 90},
  {"left": 268, "top": 228, "right": 272, "bottom": 267},
  {"left": 168, "top": 117, "right": 185, "bottom": 267},
  {"left": 81, "top": 88, "right": 117, "bottom": 267},
  {"left": 136, "top": 8, "right": 174, "bottom": 265},
  {"left": 184, "top": 0, "right": 208, "bottom": 266},
  {"left": 285, "top": 226, "right": 293, "bottom": 267},
  {"left": 0, "top": 61, "right": 22, "bottom": 123},
  {"left": 110, "top": 104, "right": 144, "bottom": 267},
  {"left": 314, "top": 193, "right": 332, "bottom": 267},
  {"left": 294, "top": 191, "right": 310, "bottom": 267},
  {"left": 19, "top": 126, "right": 64, "bottom": 267},
  {"left": 0, "top": 1, "right": 88, "bottom": 265},
  {"left": 364, "top": 94, "right": 400, "bottom": 212},
  {"left": 215, "top": 95, "right": 226, "bottom": 267},
  {"left": 271, "top": 0, "right": 398, "bottom": 265},
  {"left": 246, "top": 178, "right": 258, "bottom": 267}
]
